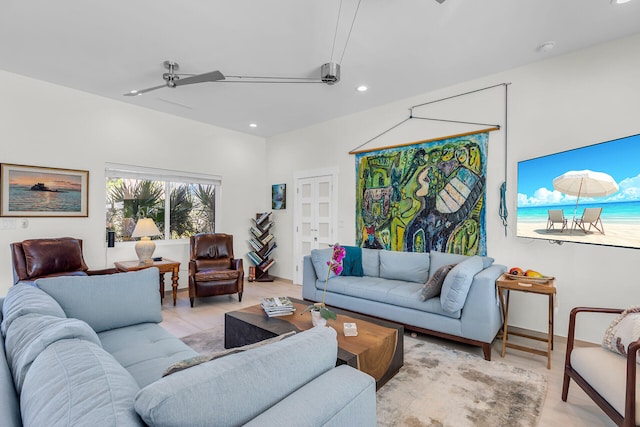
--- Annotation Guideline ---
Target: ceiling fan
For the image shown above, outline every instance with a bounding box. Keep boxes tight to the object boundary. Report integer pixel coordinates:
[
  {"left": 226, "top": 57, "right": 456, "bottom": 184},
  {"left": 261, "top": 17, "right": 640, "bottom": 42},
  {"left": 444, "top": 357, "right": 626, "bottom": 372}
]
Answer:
[{"left": 124, "top": 60, "right": 340, "bottom": 96}]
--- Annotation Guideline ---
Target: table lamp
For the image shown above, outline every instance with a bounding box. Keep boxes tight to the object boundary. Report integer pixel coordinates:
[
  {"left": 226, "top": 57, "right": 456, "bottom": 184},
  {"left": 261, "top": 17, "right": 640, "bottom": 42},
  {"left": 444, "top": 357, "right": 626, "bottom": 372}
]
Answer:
[{"left": 131, "top": 218, "right": 161, "bottom": 264}]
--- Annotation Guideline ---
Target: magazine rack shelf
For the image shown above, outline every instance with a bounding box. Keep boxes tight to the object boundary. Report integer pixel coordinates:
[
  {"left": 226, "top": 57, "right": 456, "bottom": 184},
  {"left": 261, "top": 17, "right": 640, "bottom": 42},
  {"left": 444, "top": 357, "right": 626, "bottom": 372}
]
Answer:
[{"left": 247, "top": 212, "right": 276, "bottom": 282}]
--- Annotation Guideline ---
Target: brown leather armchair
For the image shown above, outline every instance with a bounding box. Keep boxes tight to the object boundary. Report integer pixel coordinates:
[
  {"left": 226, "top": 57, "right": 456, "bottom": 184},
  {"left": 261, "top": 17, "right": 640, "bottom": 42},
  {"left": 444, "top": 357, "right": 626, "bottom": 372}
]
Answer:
[
  {"left": 188, "top": 233, "right": 244, "bottom": 307},
  {"left": 10, "top": 237, "right": 116, "bottom": 285}
]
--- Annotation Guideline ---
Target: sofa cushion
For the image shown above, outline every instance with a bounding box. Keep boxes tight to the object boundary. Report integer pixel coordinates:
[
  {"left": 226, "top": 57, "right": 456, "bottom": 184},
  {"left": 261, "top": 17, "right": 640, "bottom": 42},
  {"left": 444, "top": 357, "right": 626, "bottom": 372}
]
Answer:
[
  {"left": 134, "top": 326, "right": 338, "bottom": 427},
  {"left": 379, "top": 250, "right": 430, "bottom": 283},
  {"left": 36, "top": 268, "right": 162, "bottom": 333},
  {"left": 5, "top": 314, "right": 101, "bottom": 394},
  {"left": 420, "top": 264, "right": 455, "bottom": 301},
  {"left": 310, "top": 248, "right": 338, "bottom": 281},
  {"left": 22, "top": 237, "right": 88, "bottom": 279},
  {"left": 429, "top": 251, "right": 494, "bottom": 279},
  {"left": 571, "top": 346, "right": 640, "bottom": 425},
  {"left": 194, "top": 269, "right": 239, "bottom": 281},
  {"left": 20, "top": 339, "right": 144, "bottom": 427},
  {"left": 440, "top": 256, "right": 484, "bottom": 313},
  {"left": 361, "top": 248, "right": 380, "bottom": 277},
  {"left": 99, "top": 323, "right": 197, "bottom": 388},
  {"left": 0, "top": 301, "right": 22, "bottom": 427},
  {"left": 323, "top": 276, "right": 462, "bottom": 319},
  {"left": 1, "top": 283, "right": 66, "bottom": 336}
]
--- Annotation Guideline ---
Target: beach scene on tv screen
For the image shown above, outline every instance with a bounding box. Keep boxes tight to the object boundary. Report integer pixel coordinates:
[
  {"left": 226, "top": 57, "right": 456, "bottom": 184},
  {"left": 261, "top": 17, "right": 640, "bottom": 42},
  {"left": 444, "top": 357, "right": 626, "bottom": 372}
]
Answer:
[{"left": 517, "top": 133, "right": 640, "bottom": 249}]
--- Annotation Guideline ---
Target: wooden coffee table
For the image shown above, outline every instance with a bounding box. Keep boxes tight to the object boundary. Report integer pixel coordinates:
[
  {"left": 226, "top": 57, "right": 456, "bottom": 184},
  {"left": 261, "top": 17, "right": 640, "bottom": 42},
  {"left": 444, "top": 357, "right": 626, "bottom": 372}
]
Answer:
[{"left": 224, "top": 297, "right": 403, "bottom": 389}]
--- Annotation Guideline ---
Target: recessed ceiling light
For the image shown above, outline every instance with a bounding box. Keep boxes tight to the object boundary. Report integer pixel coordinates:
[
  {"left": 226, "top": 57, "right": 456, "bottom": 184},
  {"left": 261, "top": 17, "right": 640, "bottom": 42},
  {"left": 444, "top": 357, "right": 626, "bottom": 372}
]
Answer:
[
  {"left": 249, "top": 123, "right": 257, "bottom": 128},
  {"left": 537, "top": 41, "right": 555, "bottom": 53},
  {"left": 611, "top": 0, "right": 632, "bottom": 4},
  {"left": 356, "top": 85, "right": 368, "bottom": 92}
]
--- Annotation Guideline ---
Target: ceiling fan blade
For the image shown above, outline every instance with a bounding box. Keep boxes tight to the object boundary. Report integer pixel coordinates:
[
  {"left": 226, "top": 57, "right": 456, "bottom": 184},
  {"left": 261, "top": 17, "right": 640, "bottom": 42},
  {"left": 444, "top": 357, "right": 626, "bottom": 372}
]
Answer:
[
  {"left": 123, "top": 84, "right": 166, "bottom": 96},
  {"left": 174, "top": 70, "right": 225, "bottom": 87}
]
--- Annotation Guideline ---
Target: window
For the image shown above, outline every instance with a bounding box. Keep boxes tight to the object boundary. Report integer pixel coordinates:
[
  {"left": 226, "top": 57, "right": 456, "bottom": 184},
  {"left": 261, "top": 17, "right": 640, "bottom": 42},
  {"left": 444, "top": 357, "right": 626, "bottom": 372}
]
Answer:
[{"left": 105, "top": 164, "right": 220, "bottom": 242}]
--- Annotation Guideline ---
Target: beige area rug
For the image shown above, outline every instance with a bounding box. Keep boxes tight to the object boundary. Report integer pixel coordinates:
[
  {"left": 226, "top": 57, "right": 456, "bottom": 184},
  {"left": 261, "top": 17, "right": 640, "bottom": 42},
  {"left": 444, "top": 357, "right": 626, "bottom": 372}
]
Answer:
[{"left": 180, "top": 328, "right": 548, "bottom": 427}]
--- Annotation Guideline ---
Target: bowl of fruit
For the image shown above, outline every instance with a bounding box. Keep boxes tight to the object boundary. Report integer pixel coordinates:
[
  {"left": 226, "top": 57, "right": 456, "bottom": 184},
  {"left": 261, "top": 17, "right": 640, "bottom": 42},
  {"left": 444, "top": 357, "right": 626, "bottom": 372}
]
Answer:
[{"left": 506, "top": 267, "right": 554, "bottom": 283}]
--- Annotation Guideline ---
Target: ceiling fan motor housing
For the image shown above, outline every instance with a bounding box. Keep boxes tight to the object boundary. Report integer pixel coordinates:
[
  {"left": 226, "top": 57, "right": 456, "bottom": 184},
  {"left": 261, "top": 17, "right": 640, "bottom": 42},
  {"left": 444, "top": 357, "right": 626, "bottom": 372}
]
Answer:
[{"left": 321, "top": 62, "right": 340, "bottom": 85}]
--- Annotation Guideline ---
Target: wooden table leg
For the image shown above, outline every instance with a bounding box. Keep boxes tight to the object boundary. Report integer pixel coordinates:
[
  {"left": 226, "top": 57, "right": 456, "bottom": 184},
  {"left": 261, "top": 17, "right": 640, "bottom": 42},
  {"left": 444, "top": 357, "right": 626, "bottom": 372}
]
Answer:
[
  {"left": 171, "top": 266, "right": 179, "bottom": 306},
  {"left": 500, "top": 289, "right": 510, "bottom": 358},
  {"left": 159, "top": 274, "right": 165, "bottom": 301},
  {"left": 547, "top": 294, "right": 553, "bottom": 369}
]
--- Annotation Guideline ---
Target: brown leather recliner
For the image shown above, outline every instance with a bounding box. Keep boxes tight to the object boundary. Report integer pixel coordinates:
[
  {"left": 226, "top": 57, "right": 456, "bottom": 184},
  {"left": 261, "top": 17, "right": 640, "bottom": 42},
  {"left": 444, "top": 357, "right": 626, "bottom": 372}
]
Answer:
[
  {"left": 10, "top": 237, "right": 116, "bottom": 285},
  {"left": 188, "top": 233, "right": 244, "bottom": 307}
]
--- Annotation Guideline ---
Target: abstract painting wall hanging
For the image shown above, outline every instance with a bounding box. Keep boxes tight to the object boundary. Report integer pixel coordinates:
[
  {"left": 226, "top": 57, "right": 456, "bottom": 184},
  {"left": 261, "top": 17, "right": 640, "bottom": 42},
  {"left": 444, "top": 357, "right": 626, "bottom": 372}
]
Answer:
[{"left": 355, "top": 131, "right": 489, "bottom": 256}]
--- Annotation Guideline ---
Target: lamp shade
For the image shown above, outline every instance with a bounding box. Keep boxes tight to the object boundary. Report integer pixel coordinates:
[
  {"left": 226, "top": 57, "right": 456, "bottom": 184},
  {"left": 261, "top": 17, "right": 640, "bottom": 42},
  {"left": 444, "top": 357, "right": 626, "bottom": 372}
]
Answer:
[
  {"left": 131, "top": 218, "right": 161, "bottom": 264},
  {"left": 132, "top": 218, "right": 161, "bottom": 238}
]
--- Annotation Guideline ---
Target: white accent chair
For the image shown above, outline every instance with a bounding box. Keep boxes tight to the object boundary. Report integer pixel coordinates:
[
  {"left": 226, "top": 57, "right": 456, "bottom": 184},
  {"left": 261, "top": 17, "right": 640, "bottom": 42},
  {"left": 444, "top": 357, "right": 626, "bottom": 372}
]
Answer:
[{"left": 562, "top": 307, "right": 640, "bottom": 427}]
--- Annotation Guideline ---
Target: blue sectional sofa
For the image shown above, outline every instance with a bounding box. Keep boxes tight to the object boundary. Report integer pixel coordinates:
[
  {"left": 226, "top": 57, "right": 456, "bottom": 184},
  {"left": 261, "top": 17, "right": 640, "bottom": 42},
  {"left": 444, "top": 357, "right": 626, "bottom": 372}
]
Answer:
[
  {"left": 303, "top": 248, "right": 506, "bottom": 360},
  {"left": 0, "top": 268, "right": 376, "bottom": 427}
]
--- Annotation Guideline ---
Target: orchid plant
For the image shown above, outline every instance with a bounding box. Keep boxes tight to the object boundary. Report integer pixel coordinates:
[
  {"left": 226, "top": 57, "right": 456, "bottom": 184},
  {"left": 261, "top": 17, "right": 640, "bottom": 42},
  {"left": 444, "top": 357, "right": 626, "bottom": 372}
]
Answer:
[{"left": 302, "top": 243, "right": 345, "bottom": 321}]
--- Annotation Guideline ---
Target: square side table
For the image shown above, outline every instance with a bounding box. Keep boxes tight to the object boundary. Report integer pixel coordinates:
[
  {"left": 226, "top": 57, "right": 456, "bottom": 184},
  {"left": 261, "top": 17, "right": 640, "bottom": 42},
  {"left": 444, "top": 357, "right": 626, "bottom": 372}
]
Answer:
[{"left": 496, "top": 273, "right": 556, "bottom": 369}]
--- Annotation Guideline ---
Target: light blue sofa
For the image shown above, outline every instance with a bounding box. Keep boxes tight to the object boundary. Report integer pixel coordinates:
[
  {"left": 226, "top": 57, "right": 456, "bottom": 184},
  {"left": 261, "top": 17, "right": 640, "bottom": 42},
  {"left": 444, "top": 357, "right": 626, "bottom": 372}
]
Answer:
[
  {"left": 303, "top": 248, "right": 506, "bottom": 360},
  {"left": 0, "top": 268, "right": 376, "bottom": 427}
]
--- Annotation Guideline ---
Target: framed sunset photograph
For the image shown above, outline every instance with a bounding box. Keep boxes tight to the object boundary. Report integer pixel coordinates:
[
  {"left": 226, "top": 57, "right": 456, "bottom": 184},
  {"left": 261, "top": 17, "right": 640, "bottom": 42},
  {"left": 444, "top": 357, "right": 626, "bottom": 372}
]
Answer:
[{"left": 1, "top": 163, "right": 89, "bottom": 217}]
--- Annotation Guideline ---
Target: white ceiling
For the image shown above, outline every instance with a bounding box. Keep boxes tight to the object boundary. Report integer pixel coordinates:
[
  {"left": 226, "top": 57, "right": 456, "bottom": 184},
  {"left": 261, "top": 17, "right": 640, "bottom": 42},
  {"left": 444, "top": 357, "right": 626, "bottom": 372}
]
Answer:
[{"left": 2, "top": 0, "right": 640, "bottom": 137}]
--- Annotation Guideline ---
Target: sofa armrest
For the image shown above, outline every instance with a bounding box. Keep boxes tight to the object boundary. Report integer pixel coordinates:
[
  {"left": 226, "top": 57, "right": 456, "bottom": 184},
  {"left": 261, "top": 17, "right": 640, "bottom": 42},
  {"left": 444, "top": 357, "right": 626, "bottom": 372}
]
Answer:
[
  {"left": 244, "top": 365, "right": 376, "bottom": 427},
  {"left": 135, "top": 327, "right": 339, "bottom": 427},
  {"left": 459, "top": 264, "right": 507, "bottom": 342},
  {"left": 302, "top": 255, "right": 319, "bottom": 300}
]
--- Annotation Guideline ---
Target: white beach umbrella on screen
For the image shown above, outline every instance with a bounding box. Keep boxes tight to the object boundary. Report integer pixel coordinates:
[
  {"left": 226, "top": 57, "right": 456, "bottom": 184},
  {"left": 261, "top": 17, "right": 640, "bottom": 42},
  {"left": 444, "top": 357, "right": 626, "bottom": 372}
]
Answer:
[{"left": 552, "top": 169, "right": 619, "bottom": 218}]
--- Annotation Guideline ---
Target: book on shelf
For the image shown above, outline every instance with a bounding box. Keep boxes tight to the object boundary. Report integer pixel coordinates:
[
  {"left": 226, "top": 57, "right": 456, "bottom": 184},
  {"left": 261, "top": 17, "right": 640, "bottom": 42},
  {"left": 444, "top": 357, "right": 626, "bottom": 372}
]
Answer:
[
  {"left": 249, "top": 225, "right": 265, "bottom": 239},
  {"left": 261, "top": 221, "right": 274, "bottom": 232},
  {"left": 247, "top": 251, "right": 263, "bottom": 265},
  {"left": 248, "top": 238, "right": 264, "bottom": 251},
  {"left": 259, "top": 258, "right": 275, "bottom": 271},
  {"left": 256, "top": 212, "right": 271, "bottom": 225},
  {"left": 261, "top": 296, "right": 295, "bottom": 317},
  {"left": 263, "top": 242, "right": 277, "bottom": 258},
  {"left": 261, "top": 234, "right": 274, "bottom": 245}
]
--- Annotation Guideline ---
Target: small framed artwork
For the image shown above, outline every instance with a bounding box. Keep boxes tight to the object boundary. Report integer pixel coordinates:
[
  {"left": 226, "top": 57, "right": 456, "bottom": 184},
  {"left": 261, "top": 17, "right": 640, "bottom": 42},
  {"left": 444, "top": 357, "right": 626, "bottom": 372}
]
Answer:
[
  {"left": 1, "top": 163, "right": 89, "bottom": 217},
  {"left": 272, "top": 183, "right": 286, "bottom": 210}
]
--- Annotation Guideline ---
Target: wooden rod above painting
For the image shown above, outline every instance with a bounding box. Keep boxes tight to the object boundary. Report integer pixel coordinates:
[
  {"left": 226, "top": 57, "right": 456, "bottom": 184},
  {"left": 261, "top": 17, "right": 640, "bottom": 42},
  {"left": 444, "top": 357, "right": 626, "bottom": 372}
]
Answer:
[{"left": 348, "top": 126, "right": 500, "bottom": 155}]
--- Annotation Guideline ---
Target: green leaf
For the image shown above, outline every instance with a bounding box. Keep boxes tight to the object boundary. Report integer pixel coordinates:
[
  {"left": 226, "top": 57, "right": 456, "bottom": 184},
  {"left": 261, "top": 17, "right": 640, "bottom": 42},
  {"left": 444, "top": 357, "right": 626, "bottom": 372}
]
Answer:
[{"left": 320, "top": 307, "right": 337, "bottom": 320}]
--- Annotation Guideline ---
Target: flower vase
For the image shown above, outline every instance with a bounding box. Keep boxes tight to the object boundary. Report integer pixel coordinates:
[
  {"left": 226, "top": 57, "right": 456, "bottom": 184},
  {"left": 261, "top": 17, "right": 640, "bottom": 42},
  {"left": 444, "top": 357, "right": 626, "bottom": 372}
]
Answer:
[{"left": 311, "top": 310, "right": 327, "bottom": 327}]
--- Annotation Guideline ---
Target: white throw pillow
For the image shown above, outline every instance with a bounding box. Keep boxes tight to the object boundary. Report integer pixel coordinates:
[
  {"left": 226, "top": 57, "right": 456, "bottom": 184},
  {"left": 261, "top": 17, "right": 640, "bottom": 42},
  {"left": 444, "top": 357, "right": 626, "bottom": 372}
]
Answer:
[{"left": 602, "top": 306, "right": 640, "bottom": 363}]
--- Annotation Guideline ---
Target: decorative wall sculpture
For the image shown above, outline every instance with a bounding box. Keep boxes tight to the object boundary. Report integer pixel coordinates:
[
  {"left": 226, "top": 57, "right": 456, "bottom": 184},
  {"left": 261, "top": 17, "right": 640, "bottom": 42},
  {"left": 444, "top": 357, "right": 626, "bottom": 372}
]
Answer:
[{"left": 355, "top": 131, "right": 489, "bottom": 255}]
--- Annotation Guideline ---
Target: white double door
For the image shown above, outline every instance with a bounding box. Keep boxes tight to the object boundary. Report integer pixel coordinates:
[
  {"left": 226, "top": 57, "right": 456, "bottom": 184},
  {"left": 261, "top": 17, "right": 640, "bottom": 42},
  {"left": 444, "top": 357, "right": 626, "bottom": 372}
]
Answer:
[{"left": 293, "top": 169, "right": 338, "bottom": 284}]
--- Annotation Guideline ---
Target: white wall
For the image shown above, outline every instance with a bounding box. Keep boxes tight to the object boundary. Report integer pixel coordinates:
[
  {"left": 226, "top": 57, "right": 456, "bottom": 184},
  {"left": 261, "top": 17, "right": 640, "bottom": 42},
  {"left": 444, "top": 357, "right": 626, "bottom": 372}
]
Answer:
[
  {"left": 266, "top": 33, "right": 640, "bottom": 343},
  {"left": 0, "top": 71, "right": 268, "bottom": 296}
]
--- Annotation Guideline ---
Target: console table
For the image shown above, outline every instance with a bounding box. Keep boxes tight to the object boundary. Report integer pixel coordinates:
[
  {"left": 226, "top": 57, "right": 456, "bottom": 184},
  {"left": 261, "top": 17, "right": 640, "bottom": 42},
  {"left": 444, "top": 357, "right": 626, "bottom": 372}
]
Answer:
[
  {"left": 114, "top": 258, "right": 180, "bottom": 306},
  {"left": 496, "top": 273, "right": 556, "bottom": 369}
]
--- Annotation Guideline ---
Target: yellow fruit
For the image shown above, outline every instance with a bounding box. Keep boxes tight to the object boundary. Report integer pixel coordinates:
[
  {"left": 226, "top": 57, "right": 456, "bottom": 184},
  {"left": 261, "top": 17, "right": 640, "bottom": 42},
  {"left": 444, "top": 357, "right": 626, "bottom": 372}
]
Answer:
[{"left": 525, "top": 269, "right": 543, "bottom": 278}]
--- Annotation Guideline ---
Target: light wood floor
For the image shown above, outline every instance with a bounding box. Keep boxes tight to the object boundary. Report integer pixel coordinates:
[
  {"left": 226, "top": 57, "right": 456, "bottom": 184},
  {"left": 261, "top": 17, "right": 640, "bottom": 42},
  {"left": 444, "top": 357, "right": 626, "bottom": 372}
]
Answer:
[{"left": 160, "top": 279, "right": 615, "bottom": 427}]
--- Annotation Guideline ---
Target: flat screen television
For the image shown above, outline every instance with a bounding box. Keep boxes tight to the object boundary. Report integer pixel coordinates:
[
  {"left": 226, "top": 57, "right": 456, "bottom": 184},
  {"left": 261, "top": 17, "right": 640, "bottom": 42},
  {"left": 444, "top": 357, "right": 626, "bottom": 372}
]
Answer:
[{"left": 516, "top": 132, "right": 640, "bottom": 249}]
